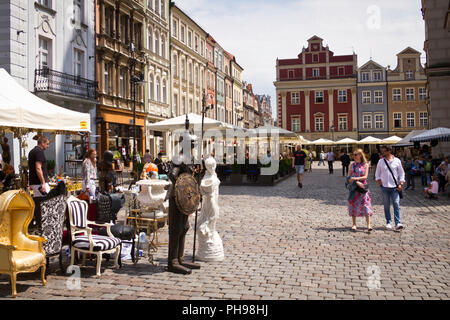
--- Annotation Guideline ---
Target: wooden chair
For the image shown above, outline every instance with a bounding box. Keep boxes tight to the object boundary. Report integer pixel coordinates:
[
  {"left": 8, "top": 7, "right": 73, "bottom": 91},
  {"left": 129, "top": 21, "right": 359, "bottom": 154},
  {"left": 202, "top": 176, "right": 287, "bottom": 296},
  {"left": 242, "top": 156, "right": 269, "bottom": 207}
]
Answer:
[
  {"left": 0, "top": 190, "right": 47, "bottom": 298},
  {"left": 67, "top": 196, "right": 121, "bottom": 276}
]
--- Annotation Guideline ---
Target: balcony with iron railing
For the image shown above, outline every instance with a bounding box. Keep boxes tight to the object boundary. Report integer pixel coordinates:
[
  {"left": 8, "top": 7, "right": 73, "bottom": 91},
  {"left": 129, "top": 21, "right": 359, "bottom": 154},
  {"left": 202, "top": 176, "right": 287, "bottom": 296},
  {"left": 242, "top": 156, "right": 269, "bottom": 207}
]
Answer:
[{"left": 34, "top": 68, "right": 97, "bottom": 101}]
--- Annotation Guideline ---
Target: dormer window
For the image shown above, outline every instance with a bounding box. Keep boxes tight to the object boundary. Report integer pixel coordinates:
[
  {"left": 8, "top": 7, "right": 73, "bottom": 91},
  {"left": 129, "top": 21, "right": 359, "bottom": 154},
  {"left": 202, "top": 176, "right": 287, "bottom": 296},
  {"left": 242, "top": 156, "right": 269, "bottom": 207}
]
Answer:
[
  {"left": 361, "top": 72, "right": 370, "bottom": 82},
  {"left": 405, "top": 70, "right": 414, "bottom": 80}
]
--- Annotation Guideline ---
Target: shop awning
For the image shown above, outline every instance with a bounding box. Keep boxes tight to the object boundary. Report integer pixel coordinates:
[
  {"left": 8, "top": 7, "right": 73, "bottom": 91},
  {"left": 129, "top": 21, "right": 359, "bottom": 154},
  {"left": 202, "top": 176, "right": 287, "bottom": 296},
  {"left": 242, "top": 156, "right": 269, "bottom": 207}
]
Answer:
[
  {"left": 0, "top": 68, "right": 91, "bottom": 133},
  {"left": 395, "top": 130, "right": 427, "bottom": 147},
  {"left": 410, "top": 127, "right": 450, "bottom": 143}
]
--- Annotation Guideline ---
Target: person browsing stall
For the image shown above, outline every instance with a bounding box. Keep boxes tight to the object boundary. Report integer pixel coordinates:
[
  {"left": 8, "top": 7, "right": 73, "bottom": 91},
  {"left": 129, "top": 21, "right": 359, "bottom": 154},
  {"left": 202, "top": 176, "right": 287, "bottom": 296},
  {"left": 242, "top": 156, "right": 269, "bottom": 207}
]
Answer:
[
  {"left": 82, "top": 148, "right": 98, "bottom": 200},
  {"left": 28, "top": 136, "right": 50, "bottom": 197}
]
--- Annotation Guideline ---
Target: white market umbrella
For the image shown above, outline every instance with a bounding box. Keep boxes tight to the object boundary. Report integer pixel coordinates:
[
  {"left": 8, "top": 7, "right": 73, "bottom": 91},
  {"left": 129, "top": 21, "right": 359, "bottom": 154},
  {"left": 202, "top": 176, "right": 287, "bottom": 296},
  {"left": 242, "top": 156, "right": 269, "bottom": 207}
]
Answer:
[
  {"left": 357, "top": 136, "right": 383, "bottom": 144},
  {"left": 147, "top": 113, "right": 229, "bottom": 131},
  {"left": 335, "top": 138, "right": 358, "bottom": 144},
  {"left": 382, "top": 135, "right": 402, "bottom": 145},
  {"left": 310, "top": 138, "right": 335, "bottom": 145},
  {"left": 335, "top": 137, "right": 358, "bottom": 153}
]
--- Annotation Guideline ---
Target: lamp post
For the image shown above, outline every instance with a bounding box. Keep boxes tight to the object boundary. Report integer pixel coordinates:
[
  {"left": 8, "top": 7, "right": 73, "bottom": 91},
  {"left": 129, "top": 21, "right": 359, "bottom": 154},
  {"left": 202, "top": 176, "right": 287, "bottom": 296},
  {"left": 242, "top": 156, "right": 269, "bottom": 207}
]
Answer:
[
  {"left": 192, "top": 90, "right": 214, "bottom": 263},
  {"left": 129, "top": 43, "right": 145, "bottom": 166}
]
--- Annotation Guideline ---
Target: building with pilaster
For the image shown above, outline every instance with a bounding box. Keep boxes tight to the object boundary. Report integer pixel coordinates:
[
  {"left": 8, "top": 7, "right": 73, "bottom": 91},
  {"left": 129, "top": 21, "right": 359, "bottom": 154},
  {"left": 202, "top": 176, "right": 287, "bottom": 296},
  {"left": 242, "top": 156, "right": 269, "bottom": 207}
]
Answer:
[
  {"left": 386, "top": 47, "right": 428, "bottom": 137},
  {"left": 0, "top": 0, "right": 97, "bottom": 174},
  {"left": 95, "top": 0, "right": 147, "bottom": 159},
  {"left": 214, "top": 42, "right": 226, "bottom": 122},
  {"left": 357, "top": 60, "right": 389, "bottom": 139},
  {"left": 229, "top": 53, "right": 244, "bottom": 127},
  {"left": 224, "top": 51, "right": 233, "bottom": 125},
  {"left": 145, "top": 0, "right": 170, "bottom": 156},
  {"left": 274, "top": 36, "right": 358, "bottom": 141},
  {"left": 169, "top": 3, "right": 207, "bottom": 120},
  {"left": 205, "top": 35, "right": 217, "bottom": 119}
]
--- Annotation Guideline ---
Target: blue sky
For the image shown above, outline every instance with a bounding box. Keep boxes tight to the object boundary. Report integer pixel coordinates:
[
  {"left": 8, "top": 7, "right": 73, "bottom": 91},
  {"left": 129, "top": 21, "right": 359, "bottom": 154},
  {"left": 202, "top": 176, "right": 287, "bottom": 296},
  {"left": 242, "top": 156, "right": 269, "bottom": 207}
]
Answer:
[{"left": 175, "top": 0, "right": 426, "bottom": 122}]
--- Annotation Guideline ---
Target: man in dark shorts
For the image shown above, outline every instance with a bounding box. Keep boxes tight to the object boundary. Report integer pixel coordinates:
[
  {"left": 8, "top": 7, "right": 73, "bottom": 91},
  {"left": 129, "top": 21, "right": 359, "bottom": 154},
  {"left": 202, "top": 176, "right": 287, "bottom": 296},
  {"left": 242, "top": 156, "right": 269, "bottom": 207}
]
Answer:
[
  {"left": 292, "top": 144, "right": 307, "bottom": 188},
  {"left": 28, "top": 136, "right": 50, "bottom": 197}
]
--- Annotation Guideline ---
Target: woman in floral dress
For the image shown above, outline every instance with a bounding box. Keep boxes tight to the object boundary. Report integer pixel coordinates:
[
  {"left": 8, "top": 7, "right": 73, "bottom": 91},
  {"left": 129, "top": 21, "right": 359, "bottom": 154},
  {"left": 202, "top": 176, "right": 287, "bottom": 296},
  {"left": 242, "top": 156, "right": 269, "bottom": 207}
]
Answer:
[{"left": 347, "top": 148, "right": 373, "bottom": 232}]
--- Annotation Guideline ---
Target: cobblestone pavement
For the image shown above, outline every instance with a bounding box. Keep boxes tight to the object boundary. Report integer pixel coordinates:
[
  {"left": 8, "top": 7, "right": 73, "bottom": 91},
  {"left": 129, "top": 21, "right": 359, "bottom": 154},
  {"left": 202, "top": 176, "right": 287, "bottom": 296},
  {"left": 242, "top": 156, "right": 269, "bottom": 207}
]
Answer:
[{"left": 1, "top": 163, "right": 449, "bottom": 300}]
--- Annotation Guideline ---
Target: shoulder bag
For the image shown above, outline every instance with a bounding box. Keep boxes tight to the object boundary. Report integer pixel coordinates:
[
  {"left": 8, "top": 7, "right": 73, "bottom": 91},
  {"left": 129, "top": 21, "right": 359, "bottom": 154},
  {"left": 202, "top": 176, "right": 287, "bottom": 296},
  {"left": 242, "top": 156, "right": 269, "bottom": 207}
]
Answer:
[{"left": 384, "top": 158, "right": 403, "bottom": 199}]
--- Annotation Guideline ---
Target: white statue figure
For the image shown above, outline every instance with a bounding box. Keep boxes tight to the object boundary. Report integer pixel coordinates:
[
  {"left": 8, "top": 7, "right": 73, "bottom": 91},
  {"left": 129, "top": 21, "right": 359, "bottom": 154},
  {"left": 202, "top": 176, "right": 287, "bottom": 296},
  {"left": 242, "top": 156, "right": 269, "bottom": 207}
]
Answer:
[
  {"left": 136, "top": 169, "right": 170, "bottom": 219},
  {"left": 197, "top": 157, "right": 224, "bottom": 262}
]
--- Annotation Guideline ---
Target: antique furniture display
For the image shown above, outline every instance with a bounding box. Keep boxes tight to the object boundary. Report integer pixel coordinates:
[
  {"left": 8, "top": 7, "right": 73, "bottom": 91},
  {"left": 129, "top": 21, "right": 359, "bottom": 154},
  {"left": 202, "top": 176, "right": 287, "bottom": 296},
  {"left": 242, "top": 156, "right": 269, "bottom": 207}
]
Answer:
[
  {"left": 0, "top": 190, "right": 47, "bottom": 298},
  {"left": 67, "top": 196, "right": 121, "bottom": 276}
]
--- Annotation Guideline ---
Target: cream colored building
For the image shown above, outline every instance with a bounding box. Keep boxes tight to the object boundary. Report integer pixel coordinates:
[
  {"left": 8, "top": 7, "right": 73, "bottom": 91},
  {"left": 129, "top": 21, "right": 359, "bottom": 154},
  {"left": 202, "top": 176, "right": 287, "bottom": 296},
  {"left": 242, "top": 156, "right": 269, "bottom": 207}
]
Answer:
[
  {"left": 387, "top": 47, "right": 428, "bottom": 137},
  {"left": 169, "top": 3, "right": 207, "bottom": 119},
  {"left": 230, "top": 54, "right": 244, "bottom": 127},
  {"left": 144, "top": 0, "right": 170, "bottom": 156}
]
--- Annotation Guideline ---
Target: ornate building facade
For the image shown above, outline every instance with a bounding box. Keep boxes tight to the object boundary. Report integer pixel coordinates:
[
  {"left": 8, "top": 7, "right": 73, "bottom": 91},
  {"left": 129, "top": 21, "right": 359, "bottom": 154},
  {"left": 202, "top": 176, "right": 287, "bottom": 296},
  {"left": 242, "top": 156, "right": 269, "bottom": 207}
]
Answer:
[
  {"left": 386, "top": 47, "right": 428, "bottom": 137},
  {"left": 145, "top": 0, "right": 170, "bottom": 156},
  {"left": 169, "top": 3, "right": 207, "bottom": 119},
  {"left": 357, "top": 60, "right": 389, "bottom": 139},
  {"left": 274, "top": 36, "right": 358, "bottom": 141},
  {"left": 95, "top": 0, "right": 147, "bottom": 158}
]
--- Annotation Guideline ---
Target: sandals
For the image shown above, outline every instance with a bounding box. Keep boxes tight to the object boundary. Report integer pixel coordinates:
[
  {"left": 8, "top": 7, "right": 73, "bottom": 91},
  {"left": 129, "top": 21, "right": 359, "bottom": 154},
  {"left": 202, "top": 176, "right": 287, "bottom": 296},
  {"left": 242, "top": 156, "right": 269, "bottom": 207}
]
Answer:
[
  {"left": 367, "top": 227, "right": 373, "bottom": 233},
  {"left": 351, "top": 226, "right": 357, "bottom": 232}
]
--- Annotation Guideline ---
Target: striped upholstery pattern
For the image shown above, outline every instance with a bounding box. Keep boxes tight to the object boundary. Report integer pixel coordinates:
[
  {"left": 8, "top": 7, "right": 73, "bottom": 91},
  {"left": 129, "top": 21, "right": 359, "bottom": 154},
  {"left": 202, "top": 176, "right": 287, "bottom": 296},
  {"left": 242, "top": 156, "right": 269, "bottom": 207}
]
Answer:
[
  {"left": 70, "top": 200, "right": 87, "bottom": 228},
  {"left": 72, "top": 235, "right": 121, "bottom": 251}
]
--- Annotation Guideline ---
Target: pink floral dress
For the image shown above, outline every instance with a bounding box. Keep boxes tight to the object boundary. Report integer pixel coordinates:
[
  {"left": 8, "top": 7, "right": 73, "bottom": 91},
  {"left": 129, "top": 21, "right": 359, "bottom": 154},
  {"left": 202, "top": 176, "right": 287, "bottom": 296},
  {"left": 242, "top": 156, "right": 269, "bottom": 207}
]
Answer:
[{"left": 348, "top": 162, "right": 373, "bottom": 217}]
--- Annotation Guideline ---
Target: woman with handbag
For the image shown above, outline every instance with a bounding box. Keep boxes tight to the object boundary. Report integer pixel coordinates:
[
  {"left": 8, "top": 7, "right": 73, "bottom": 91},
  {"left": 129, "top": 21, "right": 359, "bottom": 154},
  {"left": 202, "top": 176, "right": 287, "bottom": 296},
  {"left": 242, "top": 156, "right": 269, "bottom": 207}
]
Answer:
[
  {"left": 347, "top": 149, "right": 373, "bottom": 232},
  {"left": 81, "top": 148, "right": 97, "bottom": 200}
]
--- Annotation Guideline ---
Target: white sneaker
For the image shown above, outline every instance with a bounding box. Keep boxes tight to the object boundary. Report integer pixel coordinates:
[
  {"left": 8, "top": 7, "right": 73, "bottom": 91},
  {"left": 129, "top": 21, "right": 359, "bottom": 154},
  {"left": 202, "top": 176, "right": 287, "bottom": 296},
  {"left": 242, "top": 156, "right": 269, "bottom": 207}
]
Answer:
[
  {"left": 395, "top": 223, "right": 404, "bottom": 230},
  {"left": 386, "top": 223, "right": 392, "bottom": 229}
]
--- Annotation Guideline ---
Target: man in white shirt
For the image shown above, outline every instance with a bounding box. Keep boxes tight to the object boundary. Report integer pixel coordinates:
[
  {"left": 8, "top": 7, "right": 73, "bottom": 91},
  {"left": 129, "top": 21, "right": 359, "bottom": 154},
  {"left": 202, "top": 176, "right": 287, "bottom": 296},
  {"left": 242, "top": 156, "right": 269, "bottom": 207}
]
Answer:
[{"left": 376, "top": 145, "right": 406, "bottom": 230}]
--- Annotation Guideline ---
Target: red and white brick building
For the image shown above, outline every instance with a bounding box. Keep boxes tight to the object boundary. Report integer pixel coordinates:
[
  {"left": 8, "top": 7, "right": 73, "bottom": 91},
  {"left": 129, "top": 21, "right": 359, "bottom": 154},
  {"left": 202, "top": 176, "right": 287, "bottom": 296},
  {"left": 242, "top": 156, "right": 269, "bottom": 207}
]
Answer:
[{"left": 274, "top": 36, "right": 358, "bottom": 141}]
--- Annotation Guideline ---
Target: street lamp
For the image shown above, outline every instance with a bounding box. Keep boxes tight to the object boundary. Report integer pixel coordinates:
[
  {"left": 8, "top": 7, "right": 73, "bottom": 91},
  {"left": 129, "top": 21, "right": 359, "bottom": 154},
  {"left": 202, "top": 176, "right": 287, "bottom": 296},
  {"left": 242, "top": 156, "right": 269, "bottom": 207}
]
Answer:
[{"left": 129, "top": 43, "right": 145, "bottom": 164}]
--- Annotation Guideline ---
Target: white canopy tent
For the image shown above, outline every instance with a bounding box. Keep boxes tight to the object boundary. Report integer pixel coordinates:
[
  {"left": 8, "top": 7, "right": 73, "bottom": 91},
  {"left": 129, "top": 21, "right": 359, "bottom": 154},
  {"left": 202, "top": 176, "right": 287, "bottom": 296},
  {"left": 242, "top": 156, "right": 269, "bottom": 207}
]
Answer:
[
  {"left": 310, "top": 138, "right": 335, "bottom": 146},
  {"left": 147, "top": 113, "right": 231, "bottom": 132},
  {"left": 0, "top": 68, "right": 91, "bottom": 133},
  {"left": 382, "top": 135, "right": 402, "bottom": 145},
  {"left": 357, "top": 136, "right": 383, "bottom": 144}
]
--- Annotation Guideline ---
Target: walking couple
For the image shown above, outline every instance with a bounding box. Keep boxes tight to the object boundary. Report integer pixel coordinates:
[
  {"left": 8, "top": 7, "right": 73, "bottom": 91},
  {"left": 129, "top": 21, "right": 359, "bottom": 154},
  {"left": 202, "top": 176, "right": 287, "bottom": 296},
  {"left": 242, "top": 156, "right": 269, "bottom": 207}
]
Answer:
[{"left": 346, "top": 146, "right": 405, "bottom": 232}]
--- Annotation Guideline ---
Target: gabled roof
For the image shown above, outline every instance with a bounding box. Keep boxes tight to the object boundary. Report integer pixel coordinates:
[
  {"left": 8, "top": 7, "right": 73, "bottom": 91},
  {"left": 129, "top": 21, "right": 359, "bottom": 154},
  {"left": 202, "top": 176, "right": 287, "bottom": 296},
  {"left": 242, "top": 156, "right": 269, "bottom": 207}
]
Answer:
[
  {"left": 307, "top": 35, "right": 323, "bottom": 42},
  {"left": 358, "top": 59, "right": 386, "bottom": 71},
  {"left": 398, "top": 47, "right": 421, "bottom": 56}
]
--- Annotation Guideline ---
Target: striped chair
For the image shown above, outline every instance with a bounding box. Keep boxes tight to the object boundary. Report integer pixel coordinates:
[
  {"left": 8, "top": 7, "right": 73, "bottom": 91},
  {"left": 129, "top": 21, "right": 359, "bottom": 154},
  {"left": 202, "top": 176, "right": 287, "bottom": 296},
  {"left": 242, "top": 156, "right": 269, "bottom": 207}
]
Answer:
[{"left": 67, "top": 196, "right": 121, "bottom": 276}]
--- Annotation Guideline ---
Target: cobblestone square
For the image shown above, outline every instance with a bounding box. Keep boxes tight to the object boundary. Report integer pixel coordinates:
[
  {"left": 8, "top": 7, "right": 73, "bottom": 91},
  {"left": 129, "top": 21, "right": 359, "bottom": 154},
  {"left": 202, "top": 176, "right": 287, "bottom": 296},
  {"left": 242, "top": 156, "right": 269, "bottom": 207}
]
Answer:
[{"left": 1, "top": 163, "right": 449, "bottom": 300}]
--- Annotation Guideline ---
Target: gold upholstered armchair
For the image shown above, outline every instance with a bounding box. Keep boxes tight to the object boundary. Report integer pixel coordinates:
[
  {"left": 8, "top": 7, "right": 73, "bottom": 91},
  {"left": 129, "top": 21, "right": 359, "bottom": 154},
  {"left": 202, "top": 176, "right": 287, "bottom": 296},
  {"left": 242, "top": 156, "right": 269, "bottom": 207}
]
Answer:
[{"left": 0, "top": 190, "right": 47, "bottom": 298}]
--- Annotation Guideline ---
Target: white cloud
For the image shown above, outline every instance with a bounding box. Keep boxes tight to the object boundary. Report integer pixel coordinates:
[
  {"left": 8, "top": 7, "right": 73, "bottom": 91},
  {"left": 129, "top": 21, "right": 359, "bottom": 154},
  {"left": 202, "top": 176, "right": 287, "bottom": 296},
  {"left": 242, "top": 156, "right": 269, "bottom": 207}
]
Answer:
[{"left": 176, "top": 0, "right": 426, "bottom": 121}]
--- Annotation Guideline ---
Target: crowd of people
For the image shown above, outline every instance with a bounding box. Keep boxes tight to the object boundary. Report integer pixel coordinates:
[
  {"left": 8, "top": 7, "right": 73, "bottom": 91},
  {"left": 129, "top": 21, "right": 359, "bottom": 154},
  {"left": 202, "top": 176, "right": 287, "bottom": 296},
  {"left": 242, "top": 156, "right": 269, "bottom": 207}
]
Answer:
[{"left": 288, "top": 143, "right": 449, "bottom": 233}]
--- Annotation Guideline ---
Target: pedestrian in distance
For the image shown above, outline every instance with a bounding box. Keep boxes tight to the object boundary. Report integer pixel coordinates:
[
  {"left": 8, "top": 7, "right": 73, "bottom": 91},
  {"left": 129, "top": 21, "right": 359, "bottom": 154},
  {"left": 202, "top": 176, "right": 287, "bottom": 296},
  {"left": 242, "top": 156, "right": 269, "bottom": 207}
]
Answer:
[
  {"left": 292, "top": 144, "right": 307, "bottom": 188},
  {"left": 143, "top": 149, "right": 152, "bottom": 164},
  {"left": 437, "top": 156, "right": 448, "bottom": 192},
  {"left": 424, "top": 175, "right": 439, "bottom": 199},
  {"left": 340, "top": 149, "right": 351, "bottom": 177},
  {"left": 318, "top": 150, "right": 326, "bottom": 166},
  {"left": 370, "top": 149, "right": 380, "bottom": 179},
  {"left": 404, "top": 157, "right": 417, "bottom": 191},
  {"left": 376, "top": 145, "right": 406, "bottom": 231},
  {"left": 327, "top": 150, "right": 335, "bottom": 174},
  {"left": 347, "top": 148, "right": 372, "bottom": 232}
]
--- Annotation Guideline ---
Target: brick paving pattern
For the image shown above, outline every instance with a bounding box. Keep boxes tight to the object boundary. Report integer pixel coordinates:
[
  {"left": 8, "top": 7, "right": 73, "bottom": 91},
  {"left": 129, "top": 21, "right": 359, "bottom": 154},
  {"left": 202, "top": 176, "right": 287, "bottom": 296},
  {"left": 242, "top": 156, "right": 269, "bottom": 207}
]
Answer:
[{"left": 1, "top": 163, "right": 449, "bottom": 300}]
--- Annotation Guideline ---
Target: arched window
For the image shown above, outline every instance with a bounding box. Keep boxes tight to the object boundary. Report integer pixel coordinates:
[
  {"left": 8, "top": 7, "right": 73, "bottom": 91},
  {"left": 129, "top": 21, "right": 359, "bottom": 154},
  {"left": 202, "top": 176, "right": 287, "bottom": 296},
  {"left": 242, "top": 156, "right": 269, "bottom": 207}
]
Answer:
[
  {"left": 156, "top": 76, "right": 161, "bottom": 102},
  {"left": 161, "top": 35, "right": 166, "bottom": 59},
  {"left": 149, "top": 74, "right": 154, "bottom": 100},
  {"left": 148, "top": 27, "right": 153, "bottom": 52},
  {"left": 162, "top": 79, "right": 167, "bottom": 103},
  {"left": 154, "top": 31, "right": 160, "bottom": 56},
  {"left": 173, "top": 54, "right": 178, "bottom": 77}
]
